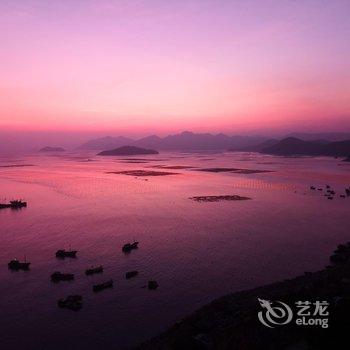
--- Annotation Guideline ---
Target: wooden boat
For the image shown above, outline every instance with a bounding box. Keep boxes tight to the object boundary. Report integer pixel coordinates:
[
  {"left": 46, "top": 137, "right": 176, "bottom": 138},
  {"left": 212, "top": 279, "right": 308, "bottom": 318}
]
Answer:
[
  {"left": 93, "top": 279, "right": 113, "bottom": 292},
  {"left": 51, "top": 271, "right": 74, "bottom": 282},
  {"left": 122, "top": 241, "right": 139, "bottom": 253},
  {"left": 148, "top": 280, "right": 159, "bottom": 290},
  {"left": 55, "top": 249, "right": 77, "bottom": 258},
  {"left": 58, "top": 295, "right": 82, "bottom": 311},
  {"left": 8, "top": 259, "right": 30, "bottom": 270},
  {"left": 85, "top": 265, "right": 103, "bottom": 275},
  {"left": 125, "top": 270, "right": 138, "bottom": 279},
  {"left": 0, "top": 200, "right": 27, "bottom": 210}
]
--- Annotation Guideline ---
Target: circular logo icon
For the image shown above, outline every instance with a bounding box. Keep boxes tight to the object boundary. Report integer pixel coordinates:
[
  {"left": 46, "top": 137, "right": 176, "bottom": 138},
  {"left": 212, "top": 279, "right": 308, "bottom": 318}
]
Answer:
[{"left": 258, "top": 298, "right": 293, "bottom": 328}]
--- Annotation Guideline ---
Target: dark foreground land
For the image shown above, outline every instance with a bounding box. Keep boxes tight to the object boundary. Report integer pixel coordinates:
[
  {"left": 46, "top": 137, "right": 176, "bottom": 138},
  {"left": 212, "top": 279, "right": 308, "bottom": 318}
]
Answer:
[{"left": 137, "top": 244, "right": 350, "bottom": 350}]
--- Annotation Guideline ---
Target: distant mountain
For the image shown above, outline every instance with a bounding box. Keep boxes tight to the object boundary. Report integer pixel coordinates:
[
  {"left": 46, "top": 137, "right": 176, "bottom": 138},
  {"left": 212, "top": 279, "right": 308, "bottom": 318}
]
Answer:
[
  {"left": 262, "top": 137, "right": 350, "bottom": 156},
  {"left": 153, "top": 131, "right": 268, "bottom": 150},
  {"left": 79, "top": 136, "right": 134, "bottom": 150},
  {"left": 97, "top": 146, "right": 159, "bottom": 156},
  {"left": 233, "top": 139, "right": 280, "bottom": 152},
  {"left": 230, "top": 133, "right": 350, "bottom": 153},
  {"left": 134, "top": 135, "right": 163, "bottom": 149},
  {"left": 326, "top": 140, "right": 350, "bottom": 156},
  {"left": 39, "top": 146, "right": 65, "bottom": 152},
  {"left": 80, "top": 132, "right": 268, "bottom": 151},
  {"left": 262, "top": 137, "right": 325, "bottom": 155},
  {"left": 156, "top": 131, "right": 232, "bottom": 150},
  {"left": 286, "top": 132, "right": 350, "bottom": 142}
]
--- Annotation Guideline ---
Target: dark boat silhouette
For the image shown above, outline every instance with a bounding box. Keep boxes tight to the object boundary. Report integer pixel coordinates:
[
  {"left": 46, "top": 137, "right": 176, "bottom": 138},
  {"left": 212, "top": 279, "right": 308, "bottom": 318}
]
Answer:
[
  {"left": 93, "top": 279, "right": 113, "bottom": 292},
  {"left": 8, "top": 258, "right": 30, "bottom": 270},
  {"left": 0, "top": 200, "right": 27, "bottom": 210},
  {"left": 148, "top": 280, "right": 159, "bottom": 290},
  {"left": 58, "top": 295, "right": 82, "bottom": 311},
  {"left": 51, "top": 271, "right": 74, "bottom": 282},
  {"left": 85, "top": 265, "right": 103, "bottom": 275},
  {"left": 310, "top": 186, "right": 316, "bottom": 190},
  {"left": 125, "top": 270, "right": 138, "bottom": 279},
  {"left": 55, "top": 249, "right": 77, "bottom": 258},
  {"left": 122, "top": 241, "right": 139, "bottom": 253}
]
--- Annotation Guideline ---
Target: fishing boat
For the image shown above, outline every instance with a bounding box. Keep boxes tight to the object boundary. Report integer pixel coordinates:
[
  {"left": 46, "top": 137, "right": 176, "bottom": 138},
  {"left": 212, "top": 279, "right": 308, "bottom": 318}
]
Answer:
[
  {"left": 148, "top": 280, "right": 159, "bottom": 290},
  {"left": 55, "top": 249, "right": 77, "bottom": 258},
  {"left": 8, "top": 258, "right": 30, "bottom": 270},
  {"left": 93, "top": 279, "right": 113, "bottom": 292},
  {"left": 0, "top": 200, "right": 27, "bottom": 210},
  {"left": 58, "top": 295, "right": 82, "bottom": 311},
  {"left": 125, "top": 270, "right": 138, "bottom": 279},
  {"left": 122, "top": 241, "right": 139, "bottom": 253},
  {"left": 85, "top": 265, "right": 103, "bottom": 275},
  {"left": 51, "top": 271, "right": 74, "bottom": 282}
]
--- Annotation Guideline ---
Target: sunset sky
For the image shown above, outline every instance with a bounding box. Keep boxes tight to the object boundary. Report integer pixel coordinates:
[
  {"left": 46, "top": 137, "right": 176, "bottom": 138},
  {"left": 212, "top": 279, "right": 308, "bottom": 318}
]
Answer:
[{"left": 1, "top": 0, "right": 350, "bottom": 136}]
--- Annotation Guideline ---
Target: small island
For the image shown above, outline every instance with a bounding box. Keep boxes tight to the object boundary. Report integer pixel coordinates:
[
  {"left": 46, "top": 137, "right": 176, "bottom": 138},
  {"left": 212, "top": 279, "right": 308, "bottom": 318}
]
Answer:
[
  {"left": 39, "top": 146, "right": 66, "bottom": 152},
  {"left": 97, "top": 145, "right": 159, "bottom": 156}
]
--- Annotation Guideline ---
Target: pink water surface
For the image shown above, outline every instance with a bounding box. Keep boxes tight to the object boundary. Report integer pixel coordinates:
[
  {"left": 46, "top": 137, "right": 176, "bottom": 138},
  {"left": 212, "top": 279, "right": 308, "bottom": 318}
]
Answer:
[{"left": 0, "top": 151, "right": 349, "bottom": 349}]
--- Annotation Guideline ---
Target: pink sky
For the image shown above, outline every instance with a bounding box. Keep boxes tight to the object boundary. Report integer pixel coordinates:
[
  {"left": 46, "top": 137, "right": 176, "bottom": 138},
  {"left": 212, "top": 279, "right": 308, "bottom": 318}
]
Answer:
[{"left": 1, "top": 0, "right": 350, "bottom": 135}]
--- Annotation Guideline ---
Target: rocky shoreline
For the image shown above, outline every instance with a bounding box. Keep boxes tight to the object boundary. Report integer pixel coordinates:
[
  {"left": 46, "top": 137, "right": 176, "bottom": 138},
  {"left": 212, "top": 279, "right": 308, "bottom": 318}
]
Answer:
[{"left": 136, "top": 243, "right": 350, "bottom": 349}]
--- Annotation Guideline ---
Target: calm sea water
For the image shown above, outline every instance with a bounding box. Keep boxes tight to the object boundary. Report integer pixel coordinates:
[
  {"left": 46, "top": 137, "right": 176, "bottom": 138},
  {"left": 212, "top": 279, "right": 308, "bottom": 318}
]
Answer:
[{"left": 0, "top": 151, "right": 349, "bottom": 349}]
